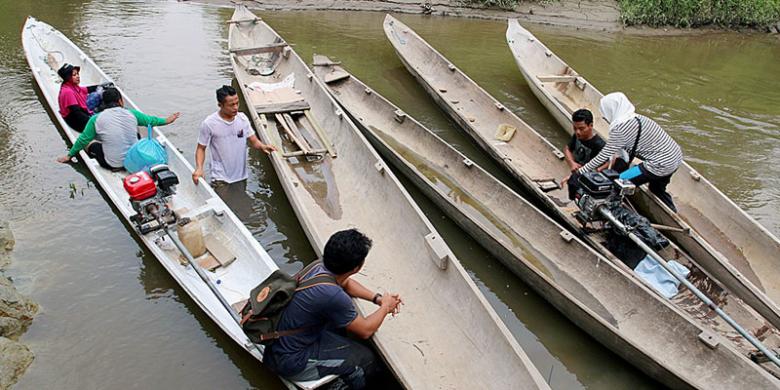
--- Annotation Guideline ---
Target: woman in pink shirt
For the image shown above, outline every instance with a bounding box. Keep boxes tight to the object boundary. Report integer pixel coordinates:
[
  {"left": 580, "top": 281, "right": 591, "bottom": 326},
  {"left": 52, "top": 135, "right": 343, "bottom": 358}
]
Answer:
[{"left": 57, "top": 63, "right": 93, "bottom": 132}]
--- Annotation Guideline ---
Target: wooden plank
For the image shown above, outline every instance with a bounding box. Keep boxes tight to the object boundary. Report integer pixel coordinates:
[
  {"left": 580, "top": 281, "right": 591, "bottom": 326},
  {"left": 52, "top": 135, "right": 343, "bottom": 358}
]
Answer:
[
  {"left": 304, "top": 110, "right": 337, "bottom": 158},
  {"left": 258, "top": 113, "right": 282, "bottom": 151},
  {"left": 254, "top": 100, "right": 311, "bottom": 115},
  {"left": 282, "top": 149, "right": 328, "bottom": 158},
  {"left": 283, "top": 113, "right": 313, "bottom": 152},
  {"left": 537, "top": 75, "right": 577, "bottom": 83},
  {"left": 231, "top": 43, "right": 288, "bottom": 56},
  {"left": 275, "top": 113, "right": 310, "bottom": 154},
  {"left": 225, "top": 18, "right": 260, "bottom": 24},
  {"left": 323, "top": 70, "right": 350, "bottom": 84}
]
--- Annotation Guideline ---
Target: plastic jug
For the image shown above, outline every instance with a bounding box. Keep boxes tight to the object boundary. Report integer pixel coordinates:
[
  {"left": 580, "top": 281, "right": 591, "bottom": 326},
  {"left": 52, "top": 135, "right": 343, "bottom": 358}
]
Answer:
[{"left": 178, "top": 219, "right": 206, "bottom": 258}]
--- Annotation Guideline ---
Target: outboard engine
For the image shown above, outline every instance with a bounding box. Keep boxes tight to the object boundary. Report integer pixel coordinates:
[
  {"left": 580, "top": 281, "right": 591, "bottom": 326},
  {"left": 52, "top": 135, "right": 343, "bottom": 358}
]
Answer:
[
  {"left": 573, "top": 169, "right": 635, "bottom": 224},
  {"left": 123, "top": 164, "right": 179, "bottom": 234}
]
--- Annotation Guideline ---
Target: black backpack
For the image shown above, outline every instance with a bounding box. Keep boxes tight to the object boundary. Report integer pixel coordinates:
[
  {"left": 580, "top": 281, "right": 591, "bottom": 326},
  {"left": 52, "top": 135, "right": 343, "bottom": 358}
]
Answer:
[{"left": 240, "top": 261, "right": 337, "bottom": 345}]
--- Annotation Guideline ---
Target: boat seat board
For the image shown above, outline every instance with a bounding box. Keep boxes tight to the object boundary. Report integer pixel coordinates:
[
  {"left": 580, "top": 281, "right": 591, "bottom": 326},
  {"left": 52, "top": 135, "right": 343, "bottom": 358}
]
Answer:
[
  {"left": 245, "top": 82, "right": 310, "bottom": 114},
  {"left": 231, "top": 43, "right": 288, "bottom": 56},
  {"left": 537, "top": 75, "right": 577, "bottom": 83},
  {"left": 226, "top": 18, "right": 260, "bottom": 24},
  {"left": 204, "top": 232, "right": 237, "bottom": 267},
  {"left": 255, "top": 100, "right": 311, "bottom": 115},
  {"left": 323, "top": 70, "right": 350, "bottom": 84}
]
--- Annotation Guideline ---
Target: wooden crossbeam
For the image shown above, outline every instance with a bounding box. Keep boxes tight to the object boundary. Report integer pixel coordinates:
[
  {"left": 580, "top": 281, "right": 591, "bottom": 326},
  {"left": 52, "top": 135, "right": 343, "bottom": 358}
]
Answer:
[
  {"left": 255, "top": 100, "right": 310, "bottom": 115},
  {"left": 537, "top": 75, "right": 577, "bottom": 83},
  {"left": 304, "top": 110, "right": 337, "bottom": 158},
  {"left": 230, "top": 43, "right": 288, "bottom": 56},
  {"left": 226, "top": 18, "right": 260, "bottom": 24},
  {"left": 275, "top": 113, "right": 310, "bottom": 154}
]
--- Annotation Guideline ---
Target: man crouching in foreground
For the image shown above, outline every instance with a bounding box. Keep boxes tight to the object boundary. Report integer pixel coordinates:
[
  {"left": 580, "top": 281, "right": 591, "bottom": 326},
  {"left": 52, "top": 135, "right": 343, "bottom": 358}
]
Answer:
[{"left": 264, "top": 229, "right": 402, "bottom": 389}]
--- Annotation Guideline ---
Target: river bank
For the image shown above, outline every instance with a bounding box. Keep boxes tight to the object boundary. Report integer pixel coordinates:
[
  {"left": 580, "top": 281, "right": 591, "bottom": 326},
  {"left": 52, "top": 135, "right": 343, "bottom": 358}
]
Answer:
[
  {"left": 185, "top": 0, "right": 780, "bottom": 34},
  {"left": 2, "top": 2, "right": 778, "bottom": 388},
  {"left": 187, "top": 0, "right": 624, "bottom": 31},
  {"left": 0, "top": 222, "right": 37, "bottom": 388}
]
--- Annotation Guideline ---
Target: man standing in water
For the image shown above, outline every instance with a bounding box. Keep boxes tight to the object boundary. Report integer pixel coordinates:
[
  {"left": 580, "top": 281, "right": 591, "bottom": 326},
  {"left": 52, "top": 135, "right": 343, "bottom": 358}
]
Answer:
[{"left": 192, "top": 85, "right": 276, "bottom": 200}]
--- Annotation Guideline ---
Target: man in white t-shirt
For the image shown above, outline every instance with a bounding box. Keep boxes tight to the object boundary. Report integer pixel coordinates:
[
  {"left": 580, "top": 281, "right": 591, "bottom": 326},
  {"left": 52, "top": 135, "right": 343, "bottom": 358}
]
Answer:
[{"left": 193, "top": 85, "right": 276, "bottom": 196}]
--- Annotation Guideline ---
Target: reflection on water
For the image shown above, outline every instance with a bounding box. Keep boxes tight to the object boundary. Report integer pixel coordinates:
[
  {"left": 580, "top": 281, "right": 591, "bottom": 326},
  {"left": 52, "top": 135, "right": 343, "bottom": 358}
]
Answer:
[{"left": 0, "top": 1, "right": 775, "bottom": 389}]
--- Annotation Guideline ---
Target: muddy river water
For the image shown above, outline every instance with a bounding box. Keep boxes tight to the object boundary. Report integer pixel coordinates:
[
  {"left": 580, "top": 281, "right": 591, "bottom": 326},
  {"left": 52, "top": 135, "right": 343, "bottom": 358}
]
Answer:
[{"left": 1, "top": 1, "right": 778, "bottom": 388}]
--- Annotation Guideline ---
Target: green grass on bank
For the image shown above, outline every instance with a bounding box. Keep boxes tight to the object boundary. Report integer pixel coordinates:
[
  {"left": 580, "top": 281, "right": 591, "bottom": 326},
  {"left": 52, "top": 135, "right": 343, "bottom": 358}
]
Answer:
[
  {"left": 617, "top": 0, "right": 780, "bottom": 27},
  {"left": 460, "top": 0, "right": 522, "bottom": 9},
  {"left": 463, "top": 0, "right": 780, "bottom": 28}
]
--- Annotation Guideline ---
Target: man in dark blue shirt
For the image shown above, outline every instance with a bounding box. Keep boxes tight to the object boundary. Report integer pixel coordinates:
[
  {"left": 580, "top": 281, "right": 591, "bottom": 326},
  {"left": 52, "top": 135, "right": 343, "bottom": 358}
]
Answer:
[{"left": 263, "top": 229, "right": 402, "bottom": 389}]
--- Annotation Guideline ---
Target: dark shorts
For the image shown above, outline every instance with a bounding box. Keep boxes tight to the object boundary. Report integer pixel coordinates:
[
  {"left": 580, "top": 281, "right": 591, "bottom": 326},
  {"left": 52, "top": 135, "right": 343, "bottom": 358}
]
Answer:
[
  {"left": 64, "top": 108, "right": 91, "bottom": 132},
  {"left": 86, "top": 141, "right": 122, "bottom": 171},
  {"left": 627, "top": 164, "right": 677, "bottom": 212},
  {"left": 266, "top": 331, "right": 380, "bottom": 390}
]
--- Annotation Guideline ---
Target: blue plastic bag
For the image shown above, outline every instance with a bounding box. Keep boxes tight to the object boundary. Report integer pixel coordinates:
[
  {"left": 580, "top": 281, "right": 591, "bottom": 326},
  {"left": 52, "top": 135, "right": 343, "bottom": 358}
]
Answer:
[
  {"left": 124, "top": 124, "right": 167, "bottom": 173},
  {"left": 634, "top": 255, "right": 690, "bottom": 298},
  {"left": 86, "top": 91, "right": 102, "bottom": 112}
]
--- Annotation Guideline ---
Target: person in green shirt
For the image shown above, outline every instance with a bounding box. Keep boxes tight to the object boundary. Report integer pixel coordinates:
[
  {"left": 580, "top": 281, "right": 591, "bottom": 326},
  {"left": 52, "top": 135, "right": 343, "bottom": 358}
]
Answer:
[{"left": 57, "top": 88, "right": 180, "bottom": 170}]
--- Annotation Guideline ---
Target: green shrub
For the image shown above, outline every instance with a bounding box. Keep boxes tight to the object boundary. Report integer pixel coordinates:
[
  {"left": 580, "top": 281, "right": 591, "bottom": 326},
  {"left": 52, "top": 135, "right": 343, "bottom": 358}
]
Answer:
[
  {"left": 619, "top": 0, "right": 780, "bottom": 27},
  {"left": 460, "top": 0, "right": 522, "bottom": 10}
]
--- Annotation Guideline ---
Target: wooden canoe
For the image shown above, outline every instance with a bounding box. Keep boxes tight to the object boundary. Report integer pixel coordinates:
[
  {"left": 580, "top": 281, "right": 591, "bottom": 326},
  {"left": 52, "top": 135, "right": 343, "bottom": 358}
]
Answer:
[
  {"left": 383, "top": 13, "right": 780, "bottom": 380},
  {"left": 228, "top": 6, "right": 550, "bottom": 389},
  {"left": 313, "top": 55, "right": 780, "bottom": 389},
  {"left": 505, "top": 19, "right": 780, "bottom": 331},
  {"left": 21, "top": 16, "right": 318, "bottom": 390}
]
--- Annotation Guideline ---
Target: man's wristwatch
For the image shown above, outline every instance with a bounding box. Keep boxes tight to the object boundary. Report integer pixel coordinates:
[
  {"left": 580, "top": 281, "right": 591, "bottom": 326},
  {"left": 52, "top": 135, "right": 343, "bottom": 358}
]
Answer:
[{"left": 372, "top": 293, "right": 382, "bottom": 305}]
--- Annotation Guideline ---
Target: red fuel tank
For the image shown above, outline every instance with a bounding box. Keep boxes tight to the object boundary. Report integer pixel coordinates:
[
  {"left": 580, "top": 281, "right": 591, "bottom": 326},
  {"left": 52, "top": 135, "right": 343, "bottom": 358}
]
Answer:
[{"left": 123, "top": 171, "right": 157, "bottom": 201}]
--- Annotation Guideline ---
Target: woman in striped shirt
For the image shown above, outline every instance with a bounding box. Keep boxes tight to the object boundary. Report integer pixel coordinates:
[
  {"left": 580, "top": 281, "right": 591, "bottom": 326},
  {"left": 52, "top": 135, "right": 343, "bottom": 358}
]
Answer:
[{"left": 577, "top": 92, "right": 683, "bottom": 211}]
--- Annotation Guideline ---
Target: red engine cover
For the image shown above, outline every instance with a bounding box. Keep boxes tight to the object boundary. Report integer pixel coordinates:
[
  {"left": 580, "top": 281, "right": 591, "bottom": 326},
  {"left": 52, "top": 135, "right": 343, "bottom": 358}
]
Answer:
[{"left": 123, "top": 171, "right": 157, "bottom": 201}]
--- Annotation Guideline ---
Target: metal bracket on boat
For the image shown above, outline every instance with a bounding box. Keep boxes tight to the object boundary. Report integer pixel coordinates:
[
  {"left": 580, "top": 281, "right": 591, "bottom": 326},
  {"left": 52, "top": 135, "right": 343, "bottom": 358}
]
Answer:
[
  {"left": 374, "top": 161, "right": 386, "bottom": 175},
  {"left": 447, "top": 63, "right": 456, "bottom": 72},
  {"left": 552, "top": 149, "right": 565, "bottom": 160},
  {"left": 574, "top": 77, "right": 587, "bottom": 91},
  {"left": 364, "top": 88, "right": 373, "bottom": 95},
  {"left": 559, "top": 230, "right": 574, "bottom": 243},
  {"left": 545, "top": 50, "right": 552, "bottom": 58},
  {"left": 394, "top": 110, "right": 407, "bottom": 123},
  {"left": 698, "top": 330, "right": 719, "bottom": 349},
  {"left": 689, "top": 170, "right": 701, "bottom": 181},
  {"left": 463, "top": 158, "right": 473, "bottom": 168},
  {"left": 335, "top": 109, "right": 344, "bottom": 120},
  {"left": 282, "top": 46, "right": 291, "bottom": 58},
  {"left": 495, "top": 102, "right": 505, "bottom": 111},
  {"left": 307, "top": 73, "right": 313, "bottom": 81},
  {"left": 425, "top": 233, "right": 450, "bottom": 270},
  {"left": 534, "top": 178, "right": 560, "bottom": 192}
]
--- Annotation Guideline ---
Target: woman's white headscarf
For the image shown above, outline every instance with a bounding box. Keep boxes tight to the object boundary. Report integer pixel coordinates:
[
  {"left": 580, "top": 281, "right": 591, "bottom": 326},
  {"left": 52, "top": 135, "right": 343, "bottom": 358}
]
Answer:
[{"left": 600, "top": 92, "right": 636, "bottom": 131}]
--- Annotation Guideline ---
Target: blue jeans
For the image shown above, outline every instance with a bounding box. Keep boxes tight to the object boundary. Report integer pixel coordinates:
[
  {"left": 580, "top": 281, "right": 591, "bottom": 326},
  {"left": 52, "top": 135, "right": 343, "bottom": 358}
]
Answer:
[
  {"left": 621, "top": 163, "right": 677, "bottom": 212},
  {"left": 270, "top": 331, "right": 379, "bottom": 389}
]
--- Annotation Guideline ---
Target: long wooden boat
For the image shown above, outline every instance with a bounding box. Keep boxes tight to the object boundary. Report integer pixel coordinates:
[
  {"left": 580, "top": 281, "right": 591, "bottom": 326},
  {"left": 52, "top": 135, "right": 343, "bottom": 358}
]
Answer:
[
  {"left": 22, "top": 16, "right": 327, "bottom": 390},
  {"left": 383, "top": 14, "right": 780, "bottom": 380},
  {"left": 313, "top": 55, "right": 780, "bottom": 389},
  {"left": 228, "top": 6, "right": 549, "bottom": 389},
  {"left": 506, "top": 18, "right": 780, "bottom": 331}
]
